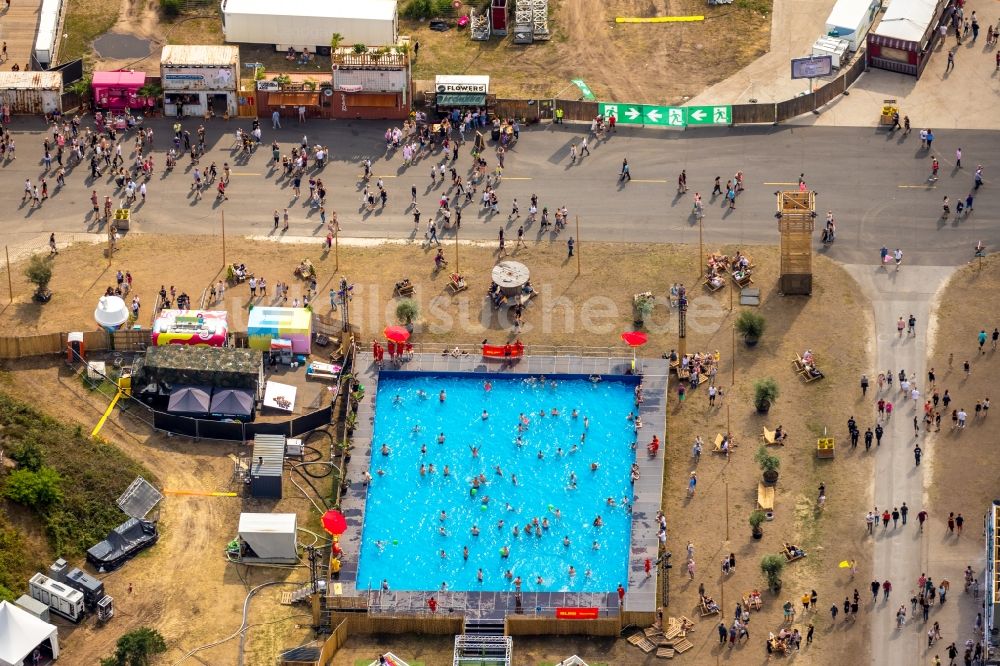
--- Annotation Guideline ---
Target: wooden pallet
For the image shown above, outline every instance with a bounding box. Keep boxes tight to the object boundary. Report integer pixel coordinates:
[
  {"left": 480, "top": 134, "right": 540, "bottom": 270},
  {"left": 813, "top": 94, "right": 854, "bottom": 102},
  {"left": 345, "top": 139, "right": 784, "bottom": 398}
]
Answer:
[
  {"left": 627, "top": 634, "right": 656, "bottom": 653},
  {"left": 280, "top": 591, "right": 293, "bottom": 605},
  {"left": 656, "top": 647, "right": 675, "bottom": 659},
  {"left": 645, "top": 626, "right": 664, "bottom": 638},
  {"left": 673, "top": 638, "right": 693, "bottom": 654}
]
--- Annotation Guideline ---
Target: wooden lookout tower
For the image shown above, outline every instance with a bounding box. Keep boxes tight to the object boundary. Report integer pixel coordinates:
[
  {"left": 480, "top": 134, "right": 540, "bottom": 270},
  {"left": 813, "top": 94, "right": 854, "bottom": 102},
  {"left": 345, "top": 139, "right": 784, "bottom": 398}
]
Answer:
[{"left": 776, "top": 190, "right": 816, "bottom": 295}]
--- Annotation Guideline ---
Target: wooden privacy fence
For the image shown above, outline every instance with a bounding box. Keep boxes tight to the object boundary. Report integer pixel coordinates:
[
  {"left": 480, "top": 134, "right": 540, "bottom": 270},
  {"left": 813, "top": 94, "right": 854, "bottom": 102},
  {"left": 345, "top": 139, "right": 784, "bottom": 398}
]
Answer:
[
  {"left": 494, "top": 98, "right": 600, "bottom": 123},
  {"left": 326, "top": 612, "right": 463, "bottom": 635},
  {"left": 505, "top": 615, "right": 621, "bottom": 636},
  {"left": 0, "top": 329, "right": 151, "bottom": 359}
]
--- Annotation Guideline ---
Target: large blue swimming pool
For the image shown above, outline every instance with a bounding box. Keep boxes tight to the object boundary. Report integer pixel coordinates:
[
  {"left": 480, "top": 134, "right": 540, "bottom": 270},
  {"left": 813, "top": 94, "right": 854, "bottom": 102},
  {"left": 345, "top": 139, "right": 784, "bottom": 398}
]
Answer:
[{"left": 356, "top": 372, "right": 639, "bottom": 593}]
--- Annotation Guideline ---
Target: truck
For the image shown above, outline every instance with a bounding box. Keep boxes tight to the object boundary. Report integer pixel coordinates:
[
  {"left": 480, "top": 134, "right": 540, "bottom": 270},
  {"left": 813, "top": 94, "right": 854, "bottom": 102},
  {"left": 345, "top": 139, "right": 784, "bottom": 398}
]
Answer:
[{"left": 220, "top": 0, "right": 399, "bottom": 51}]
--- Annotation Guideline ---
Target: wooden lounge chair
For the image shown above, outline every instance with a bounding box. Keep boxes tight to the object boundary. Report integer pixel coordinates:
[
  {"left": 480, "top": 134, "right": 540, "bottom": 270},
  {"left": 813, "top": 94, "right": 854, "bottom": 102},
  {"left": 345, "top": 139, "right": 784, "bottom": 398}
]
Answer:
[
  {"left": 782, "top": 542, "right": 807, "bottom": 562},
  {"left": 757, "top": 482, "right": 774, "bottom": 511},
  {"left": 762, "top": 427, "right": 784, "bottom": 446},
  {"left": 448, "top": 273, "right": 468, "bottom": 293},
  {"left": 703, "top": 277, "right": 724, "bottom": 292},
  {"left": 394, "top": 280, "right": 415, "bottom": 297},
  {"left": 713, "top": 433, "right": 735, "bottom": 453},
  {"left": 742, "top": 591, "right": 763, "bottom": 611},
  {"left": 699, "top": 597, "right": 720, "bottom": 617}
]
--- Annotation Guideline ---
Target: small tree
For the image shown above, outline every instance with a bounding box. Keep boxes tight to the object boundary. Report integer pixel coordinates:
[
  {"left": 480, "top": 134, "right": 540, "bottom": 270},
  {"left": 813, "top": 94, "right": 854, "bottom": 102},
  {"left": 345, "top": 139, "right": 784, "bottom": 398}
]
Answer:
[
  {"left": 329, "top": 32, "right": 344, "bottom": 51},
  {"left": 749, "top": 510, "right": 766, "bottom": 531},
  {"left": 754, "top": 445, "right": 781, "bottom": 474},
  {"left": 760, "top": 554, "right": 786, "bottom": 591},
  {"left": 735, "top": 310, "right": 766, "bottom": 343},
  {"left": 352, "top": 43, "right": 367, "bottom": 54},
  {"left": 396, "top": 298, "right": 419, "bottom": 325},
  {"left": 753, "top": 377, "right": 779, "bottom": 412},
  {"left": 3, "top": 466, "right": 63, "bottom": 508},
  {"left": 24, "top": 254, "right": 53, "bottom": 299},
  {"left": 101, "top": 627, "right": 167, "bottom": 666}
]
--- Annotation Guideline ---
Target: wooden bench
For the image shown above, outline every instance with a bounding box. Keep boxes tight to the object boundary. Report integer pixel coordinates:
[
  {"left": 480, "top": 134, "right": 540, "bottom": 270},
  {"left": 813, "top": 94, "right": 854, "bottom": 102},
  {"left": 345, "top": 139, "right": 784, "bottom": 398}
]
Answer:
[
  {"left": 713, "top": 433, "right": 735, "bottom": 453},
  {"left": 699, "top": 597, "right": 720, "bottom": 617},
  {"left": 394, "top": 281, "right": 415, "bottom": 297},
  {"left": 742, "top": 591, "right": 762, "bottom": 611},
  {"left": 757, "top": 482, "right": 774, "bottom": 511}
]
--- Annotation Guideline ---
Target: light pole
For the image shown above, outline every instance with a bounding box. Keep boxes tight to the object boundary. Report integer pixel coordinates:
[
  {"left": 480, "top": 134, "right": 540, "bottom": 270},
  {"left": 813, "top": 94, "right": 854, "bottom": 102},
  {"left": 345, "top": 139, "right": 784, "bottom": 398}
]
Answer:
[{"left": 338, "top": 276, "right": 354, "bottom": 333}]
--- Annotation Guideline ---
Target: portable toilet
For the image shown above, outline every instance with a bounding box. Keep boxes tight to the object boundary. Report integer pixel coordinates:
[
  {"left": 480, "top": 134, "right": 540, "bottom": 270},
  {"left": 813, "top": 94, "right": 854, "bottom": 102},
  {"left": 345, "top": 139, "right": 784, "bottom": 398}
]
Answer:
[
  {"left": 67, "top": 331, "right": 84, "bottom": 364},
  {"left": 491, "top": 0, "right": 508, "bottom": 34}
]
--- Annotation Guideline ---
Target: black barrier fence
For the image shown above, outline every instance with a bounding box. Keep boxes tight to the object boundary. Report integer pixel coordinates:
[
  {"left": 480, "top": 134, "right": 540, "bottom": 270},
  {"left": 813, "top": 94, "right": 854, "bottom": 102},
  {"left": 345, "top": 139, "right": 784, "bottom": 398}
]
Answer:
[
  {"left": 52, "top": 59, "right": 84, "bottom": 85},
  {"left": 150, "top": 404, "right": 333, "bottom": 441}
]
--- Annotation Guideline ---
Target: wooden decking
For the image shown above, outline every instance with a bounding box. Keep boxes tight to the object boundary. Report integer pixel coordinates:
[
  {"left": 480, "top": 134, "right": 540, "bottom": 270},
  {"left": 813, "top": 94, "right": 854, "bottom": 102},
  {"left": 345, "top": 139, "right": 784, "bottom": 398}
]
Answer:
[{"left": 0, "top": 1, "right": 45, "bottom": 70}]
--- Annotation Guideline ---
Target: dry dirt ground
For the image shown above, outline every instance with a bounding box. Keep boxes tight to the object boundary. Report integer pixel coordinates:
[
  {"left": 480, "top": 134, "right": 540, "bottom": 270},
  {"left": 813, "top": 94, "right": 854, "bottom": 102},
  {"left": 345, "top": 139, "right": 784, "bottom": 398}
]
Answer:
[
  {"left": 65, "top": 0, "right": 770, "bottom": 102},
  {"left": 1, "top": 236, "right": 877, "bottom": 665},
  {"left": 0, "top": 360, "right": 319, "bottom": 665},
  {"left": 405, "top": 0, "right": 771, "bottom": 102}
]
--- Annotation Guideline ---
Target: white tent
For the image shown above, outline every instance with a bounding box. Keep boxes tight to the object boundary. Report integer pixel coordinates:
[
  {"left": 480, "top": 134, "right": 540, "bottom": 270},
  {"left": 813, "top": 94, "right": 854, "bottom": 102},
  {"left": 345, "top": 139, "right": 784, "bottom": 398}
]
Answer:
[
  {"left": 0, "top": 600, "right": 60, "bottom": 666},
  {"left": 238, "top": 513, "right": 298, "bottom": 564}
]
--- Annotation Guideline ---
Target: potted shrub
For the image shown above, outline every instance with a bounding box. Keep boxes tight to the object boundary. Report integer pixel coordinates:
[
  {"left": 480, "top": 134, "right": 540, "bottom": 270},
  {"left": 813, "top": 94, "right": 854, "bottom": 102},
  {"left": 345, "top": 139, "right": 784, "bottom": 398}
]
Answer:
[
  {"left": 753, "top": 377, "right": 779, "bottom": 413},
  {"left": 760, "top": 554, "right": 786, "bottom": 592},
  {"left": 338, "top": 438, "right": 353, "bottom": 463},
  {"left": 24, "top": 254, "right": 53, "bottom": 303},
  {"left": 633, "top": 292, "right": 654, "bottom": 328},
  {"left": 345, "top": 411, "right": 357, "bottom": 434},
  {"left": 735, "top": 310, "right": 766, "bottom": 346},
  {"left": 749, "top": 510, "right": 766, "bottom": 540},
  {"left": 352, "top": 43, "right": 367, "bottom": 54},
  {"left": 755, "top": 445, "right": 781, "bottom": 486},
  {"left": 396, "top": 299, "right": 419, "bottom": 332},
  {"left": 329, "top": 32, "right": 344, "bottom": 52}
]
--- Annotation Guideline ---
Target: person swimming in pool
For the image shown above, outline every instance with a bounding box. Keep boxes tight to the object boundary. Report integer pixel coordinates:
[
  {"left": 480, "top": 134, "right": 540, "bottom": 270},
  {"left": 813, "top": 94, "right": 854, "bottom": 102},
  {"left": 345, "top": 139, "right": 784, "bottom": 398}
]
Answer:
[
  {"left": 420, "top": 444, "right": 427, "bottom": 455},
  {"left": 419, "top": 464, "right": 426, "bottom": 476},
  {"left": 515, "top": 435, "right": 524, "bottom": 446},
  {"left": 583, "top": 417, "right": 589, "bottom": 429},
  {"left": 590, "top": 461, "right": 600, "bottom": 471},
  {"left": 568, "top": 566, "right": 576, "bottom": 577},
  {"left": 537, "top": 450, "right": 544, "bottom": 460},
  {"left": 381, "top": 444, "right": 391, "bottom": 455},
  {"left": 472, "top": 476, "right": 481, "bottom": 488},
  {"left": 440, "top": 510, "right": 447, "bottom": 521},
  {"left": 570, "top": 444, "right": 579, "bottom": 454},
  {"left": 375, "top": 540, "right": 386, "bottom": 550},
  {"left": 592, "top": 540, "right": 601, "bottom": 550},
  {"left": 505, "top": 570, "right": 514, "bottom": 580},
  {"left": 494, "top": 465, "right": 503, "bottom": 476},
  {"left": 552, "top": 507, "right": 562, "bottom": 519},
  {"left": 470, "top": 445, "right": 480, "bottom": 457},
  {"left": 511, "top": 474, "right": 518, "bottom": 486},
  {"left": 531, "top": 517, "right": 540, "bottom": 528},
  {"left": 556, "top": 447, "right": 564, "bottom": 456},
  {"left": 376, "top": 469, "right": 386, "bottom": 476},
  {"left": 593, "top": 516, "right": 603, "bottom": 527},
  {"left": 393, "top": 394, "right": 403, "bottom": 405},
  {"left": 520, "top": 413, "right": 530, "bottom": 425},
  {"left": 438, "top": 527, "right": 447, "bottom": 537},
  {"left": 417, "top": 389, "right": 428, "bottom": 399},
  {"left": 512, "top": 525, "right": 520, "bottom": 537},
  {"left": 497, "top": 519, "right": 504, "bottom": 530},
  {"left": 443, "top": 465, "right": 450, "bottom": 477},
  {"left": 627, "top": 412, "right": 635, "bottom": 421},
  {"left": 607, "top": 497, "right": 617, "bottom": 507},
  {"left": 535, "top": 575, "right": 544, "bottom": 586},
  {"left": 412, "top": 424, "right": 422, "bottom": 433},
  {"left": 439, "top": 549, "right": 447, "bottom": 559},
  {"left": 572, "top": 409, "right": 579, "bottom": 418},
  {"left": 542, "top": 517, "right": 550, "bottom": 530},
  {"left": 481, "top": 410, "right": 489, "bottom": 420},
  {"left": 551, "top": 408, "right": 559, "bottom": 416},
  {"left": 525, "top": 523, "right": 533, "bottom": 535},
  {"left": 514, "top": 575, "right": 521, "bottom": 590},
  {"left": 471, "top": 525, "right": 480, "bottom": 536},
  {"left": 505, "top": 502, "right": 514, "bottom": 512},
  {"left": 477, "top": 568, "right": 484, "bottom": 582},
  {"left": 428, "top": 464, "right": 436, "bottom": 474},
  {"left": 437, "top": 432, "right": 445, "bottom": 444},
  {"left": 478, "top": 473, "right": 487, "bottom": 484},
  {"left": 563, "top": 535, "right": 571, "bottom": 547},
  {"left": 500, "top": 546, "right": 510, "bottom": 558},
  {"left": 439, "top": 390, "right": 446, "bottom": 402},
  {"left": 585, "top": 568, "right": 592, "bottom": 578}
]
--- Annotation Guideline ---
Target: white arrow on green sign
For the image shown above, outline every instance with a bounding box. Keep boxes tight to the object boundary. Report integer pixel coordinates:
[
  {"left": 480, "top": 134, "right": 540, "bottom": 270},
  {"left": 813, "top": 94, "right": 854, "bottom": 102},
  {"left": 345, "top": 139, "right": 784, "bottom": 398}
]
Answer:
[
  {"left": 598, "top": 102, "right": 645, "bottom": 125},
  {"left": 685, "top": 105, "right": 731, "bottom": 125}
]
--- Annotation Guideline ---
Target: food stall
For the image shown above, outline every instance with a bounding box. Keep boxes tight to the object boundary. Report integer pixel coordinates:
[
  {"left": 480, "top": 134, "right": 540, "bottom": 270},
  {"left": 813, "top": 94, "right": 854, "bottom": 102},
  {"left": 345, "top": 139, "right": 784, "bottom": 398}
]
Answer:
[
  {"left": 161, "top": 45, "right": 240, "bottom": 118},
  {"left": 151, "top": 310, "right": 228, "bottom": 347},
  {"left": 247, "top": 306, "right": 312, "bottom": 355},
  {"left": 92, "top": 70, "right": 146, "bottom": 112},
  {"left": 434, "top": 75, "right": 490, "bottom": 115}
]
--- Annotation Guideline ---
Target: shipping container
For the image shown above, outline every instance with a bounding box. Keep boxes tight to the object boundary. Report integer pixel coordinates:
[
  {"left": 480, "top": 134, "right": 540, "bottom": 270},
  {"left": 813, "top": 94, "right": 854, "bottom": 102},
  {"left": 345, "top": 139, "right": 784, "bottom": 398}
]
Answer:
[
  {"left": 0, "top": 72, "right": 63, "bottom": 115},
  {"left": 332, "top": 68, "right": 407, "bottom": 93},
  {"left": 221, "top": 0, "right": 398, "bottom": 50}
]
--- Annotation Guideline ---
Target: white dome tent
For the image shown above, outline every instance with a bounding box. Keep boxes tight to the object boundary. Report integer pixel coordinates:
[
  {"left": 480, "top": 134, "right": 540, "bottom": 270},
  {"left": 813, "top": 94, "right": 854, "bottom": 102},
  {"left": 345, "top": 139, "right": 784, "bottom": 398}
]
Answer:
[
  {"left": 0, "top": 600, "right": 60, "bottom": 666},
  {"left": 94, "top": 295, "right": 129, "bottom": 332}
]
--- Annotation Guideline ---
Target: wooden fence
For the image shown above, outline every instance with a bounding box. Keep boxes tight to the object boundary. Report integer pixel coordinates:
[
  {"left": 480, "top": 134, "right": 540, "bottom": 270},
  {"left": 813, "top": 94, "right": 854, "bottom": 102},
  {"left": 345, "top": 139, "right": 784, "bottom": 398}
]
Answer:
[
  {"left": 0, "top": 329, "right": 152, "bottom": 360},
  {"left": 494, "top": 98, "right": 600, "bottom": 123},
  {"left": 505, "top": 616, "right": 621, "bottom": 636},
  {"left": 326, "top": 612, "right": 463, "bottom": 635}
]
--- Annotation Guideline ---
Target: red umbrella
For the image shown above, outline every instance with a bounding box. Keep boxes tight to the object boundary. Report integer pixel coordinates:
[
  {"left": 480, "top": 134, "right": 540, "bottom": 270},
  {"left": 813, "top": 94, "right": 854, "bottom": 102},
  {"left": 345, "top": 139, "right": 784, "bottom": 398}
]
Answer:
[
  {"left": 620, "top": 331, "right": 648, "bottom": 347},
  {"left": 321, "top": 510, "right": 348, "bottom": 536},
  {"left": 384, "top": 326, "right": 411, "bottom": 343}
]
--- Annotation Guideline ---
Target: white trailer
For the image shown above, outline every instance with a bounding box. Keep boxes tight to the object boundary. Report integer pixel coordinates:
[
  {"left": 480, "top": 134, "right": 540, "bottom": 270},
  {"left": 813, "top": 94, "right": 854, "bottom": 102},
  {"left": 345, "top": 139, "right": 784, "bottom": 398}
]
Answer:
[
  {"left": 221, "top": 0, "right": 399, "bottom": 51},
  {"left": 29, "top": 572, "right": 86, "bottom": 623},
  {"left": 824, "top": 0, "right": 882, "bottom": 51}
]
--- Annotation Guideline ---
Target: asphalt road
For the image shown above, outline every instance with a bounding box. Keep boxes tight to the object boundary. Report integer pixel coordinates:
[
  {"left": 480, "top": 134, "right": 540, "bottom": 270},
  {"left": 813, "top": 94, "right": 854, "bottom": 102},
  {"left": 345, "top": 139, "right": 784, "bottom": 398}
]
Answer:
[{"left": 0, "top": 118, "right": 996, "bottom": 266}]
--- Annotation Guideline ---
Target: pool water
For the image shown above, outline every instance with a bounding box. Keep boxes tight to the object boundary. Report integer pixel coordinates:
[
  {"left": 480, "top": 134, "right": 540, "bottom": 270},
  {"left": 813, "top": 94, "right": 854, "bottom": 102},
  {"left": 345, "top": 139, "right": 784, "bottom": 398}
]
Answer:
[{"left": 356, "top": 373, "right": 638, "bottom": 593}]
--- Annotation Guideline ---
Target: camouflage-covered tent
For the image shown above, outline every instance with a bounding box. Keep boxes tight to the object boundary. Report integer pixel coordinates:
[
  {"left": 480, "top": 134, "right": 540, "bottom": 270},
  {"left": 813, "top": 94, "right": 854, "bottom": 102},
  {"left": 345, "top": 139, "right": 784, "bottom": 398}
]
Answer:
[{"left": 138, "top": 345, "right": 263, "bottom": 391}]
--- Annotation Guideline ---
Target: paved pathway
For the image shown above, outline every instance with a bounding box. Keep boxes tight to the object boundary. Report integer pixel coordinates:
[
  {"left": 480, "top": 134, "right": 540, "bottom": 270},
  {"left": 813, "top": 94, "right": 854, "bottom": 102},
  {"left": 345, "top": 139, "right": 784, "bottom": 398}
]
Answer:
[{"left": 843, "top": 263, "right": 971, "bottom": 665}]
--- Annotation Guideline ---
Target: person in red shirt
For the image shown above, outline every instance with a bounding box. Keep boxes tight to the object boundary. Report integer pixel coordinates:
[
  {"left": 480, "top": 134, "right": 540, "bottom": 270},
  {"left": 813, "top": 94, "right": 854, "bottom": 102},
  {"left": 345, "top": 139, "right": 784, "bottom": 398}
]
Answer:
[
  {"left": 428, "top": 597, "right": 438, "bottom": 613},
  {"left": 617, "top": 584, "right": 625, "bottom": 606}
]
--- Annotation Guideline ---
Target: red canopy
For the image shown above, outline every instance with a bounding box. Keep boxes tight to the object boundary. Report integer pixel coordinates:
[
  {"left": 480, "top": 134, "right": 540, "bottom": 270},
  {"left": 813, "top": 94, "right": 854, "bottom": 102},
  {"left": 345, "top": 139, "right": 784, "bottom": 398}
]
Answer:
[
  {"left": 384, "top": 326, "right": 410, "bottom": 343},
  {"left": 620, "top": 331, "right": 648, "bottom": 347},
  {"left": 321, "top": 510, "right": 348, "bottom": 535}
]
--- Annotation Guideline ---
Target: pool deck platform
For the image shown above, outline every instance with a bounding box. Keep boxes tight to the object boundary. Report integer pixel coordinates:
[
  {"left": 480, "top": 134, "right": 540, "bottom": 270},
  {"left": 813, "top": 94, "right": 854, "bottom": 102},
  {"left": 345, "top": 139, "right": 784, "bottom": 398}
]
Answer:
[{"left": 334, "top": 352, "right": 669, "bottom": 618}]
